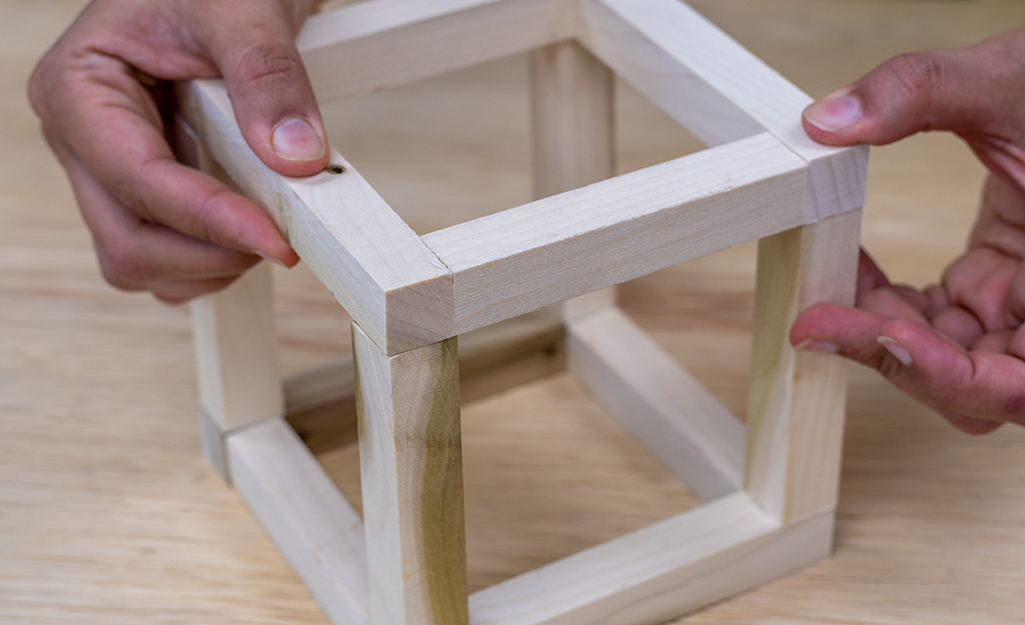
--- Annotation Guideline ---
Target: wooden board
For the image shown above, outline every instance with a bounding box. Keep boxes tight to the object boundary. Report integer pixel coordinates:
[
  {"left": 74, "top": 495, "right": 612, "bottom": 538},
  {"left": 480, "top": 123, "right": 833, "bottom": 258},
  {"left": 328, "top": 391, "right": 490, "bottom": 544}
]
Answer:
[
  {"left": 576, "top": 0, "right": 868, "bottom": 221},
  {"left": 228, "top": 417, "right": 369, "bottom": 624},
  {"left": 422, "top": 132, "right": 807, "bottom": 334},
  {"left": 177, "top": 80, "right": 454, "bottom": 354},
  {"left": 468, "top": 493, "right": 833, "bottom": 625},
  {"left": 283, "top": 309, "right": 564, "bottom": 454},
  {"left": 745, "top": 210, "right": 862, "bottom": 523},
  {"left": 567, "top": 308, "right": 744, "bottom": 502},
  {"left": 10, "top": 1, "right": 1025, "bottom": 623},
  {"left": 352, "top": 325, "right": 468, "bottom": 625},
  {"left": 298, "top": 0, "right": 576, "bottom": 103}
]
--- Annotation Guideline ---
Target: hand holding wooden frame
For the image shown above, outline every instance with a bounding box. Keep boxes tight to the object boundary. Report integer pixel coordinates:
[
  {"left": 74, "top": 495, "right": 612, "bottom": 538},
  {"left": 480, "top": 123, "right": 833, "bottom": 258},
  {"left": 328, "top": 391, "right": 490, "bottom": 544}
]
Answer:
[{"left": 177, "top": 0, "right": 868, "bottom": 623}]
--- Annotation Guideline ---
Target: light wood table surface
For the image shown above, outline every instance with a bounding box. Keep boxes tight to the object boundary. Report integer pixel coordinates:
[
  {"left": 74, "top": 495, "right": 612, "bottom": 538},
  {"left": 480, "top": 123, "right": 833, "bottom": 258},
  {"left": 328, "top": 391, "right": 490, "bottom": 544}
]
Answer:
[{"left": 3, "top": 0, "right": 1025, "bottom": 622}]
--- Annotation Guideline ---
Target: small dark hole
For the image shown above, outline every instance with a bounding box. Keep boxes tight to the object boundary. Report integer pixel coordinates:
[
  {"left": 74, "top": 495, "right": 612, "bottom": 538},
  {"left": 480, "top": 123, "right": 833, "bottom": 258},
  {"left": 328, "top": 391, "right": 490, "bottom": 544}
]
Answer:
[{"left": 324, "top": 165, "right": 345, "bottom": 174}]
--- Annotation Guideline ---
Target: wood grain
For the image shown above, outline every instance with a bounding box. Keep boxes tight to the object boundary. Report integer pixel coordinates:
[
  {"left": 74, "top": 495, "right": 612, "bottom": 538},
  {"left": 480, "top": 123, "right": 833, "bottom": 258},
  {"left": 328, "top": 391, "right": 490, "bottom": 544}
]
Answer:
[
  {"left": 7, "top": 1, "right": 1025, "bottom": 623},
  {"left": 177, "top": 79, "right": 454, "bottom": 354},
  {"left": 577, "top": 0, "right": 868, "bottom": 221},
  {"left": 353, "top": 325, "right": 468, "bottom": 625},
  {"left": 422, "top": 132, "right": 807, "bottom": 334},
  {"left": 529, "top": 39, "right": 619, "bottom": 322},
  {"left": 567, "top": 308, "right": 744, "bottom": 502},
  {"left": 228, "top": 417, "right": 369, "bottom": 623},
  {"left": 298, "top": 0, "right": 575, "bottom": 103},
  {"left": 745, "top": 209, "right": 862, "bottom": 523}
]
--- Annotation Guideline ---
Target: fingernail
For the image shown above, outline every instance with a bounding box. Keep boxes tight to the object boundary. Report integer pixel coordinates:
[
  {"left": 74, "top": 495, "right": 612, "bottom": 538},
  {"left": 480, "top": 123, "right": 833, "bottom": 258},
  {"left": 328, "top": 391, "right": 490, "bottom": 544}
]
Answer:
[
  {"left": 795, "top": 338, "right": 839, "bottom": 354},
  {"left": 804, "top": 93, "right": 862, "bottom": 132},
  {"left": 271, "top": 117, "right": 325, "bottom": 161},
  {"left": 877, "top": 336, "right": 912, "bottom": 366},
  {"left": 254, "top": 251, "right": 290, "bottom": 269}
]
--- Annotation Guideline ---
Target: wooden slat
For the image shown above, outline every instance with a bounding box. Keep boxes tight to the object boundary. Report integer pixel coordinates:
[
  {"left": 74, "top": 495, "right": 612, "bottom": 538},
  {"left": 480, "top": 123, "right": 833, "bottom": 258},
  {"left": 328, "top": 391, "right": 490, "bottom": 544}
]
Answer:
[
  {"left": 567, "top": 307, "right": 744, "bottom": 501},
  {"left": 177, "top": 120, "right": 285, "bottom": 442},
  {"left": 456, "top": 309, "right": 565, "bottom": 404},
  {"left": 227, "top": 417, "right": 369, "bottom": 624},
  {"left": 283, "top": 310, "right": 565, "bottom": 455},
  {"left": 468, "top": 493, "right": 833, "bottom": 625},
  {"left": 577, "top": 0, "right": 868, "bottom": 221},
  {"left": 191, "top": 259, "right": 284, "bottom": 433},
  {"left": 530, "top": 40, "right": 614, "bottom": 200},
  {"left": 421, "top": 132, "right": 806, "bottom": 335},
  {"left": 176, "top": 80, "right": 453, "bottom": 355},
  {"left": 298, "top": 0, "right": 576, "bottom": 103},
  {"left": 745, "top": 210, "right": 862, "bottom": 523},
  {"left": 529, "top": 39, "right": 618, "bottom": 322},
  {"left": 353, "top": 324, "right": 468, "bottom": 625}
]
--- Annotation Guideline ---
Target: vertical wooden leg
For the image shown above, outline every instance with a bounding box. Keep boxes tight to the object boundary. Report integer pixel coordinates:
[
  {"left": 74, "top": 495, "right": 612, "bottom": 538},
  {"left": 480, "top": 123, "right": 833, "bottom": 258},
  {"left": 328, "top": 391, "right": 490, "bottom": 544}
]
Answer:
[
  {"left": 531, "top": 40, "right": 617, "bottom": 321},
  {"left": 353, "top": 323, "right": 468, "bottom": 625},
  {"left": 180, "top": 118, "right": 285, "bottom": 482},
  {"left": 745, "top": 209, "right": 862, "bottom": 524},
  {"left": 191, "top": 261, "right": 284, "bottom": 482}
]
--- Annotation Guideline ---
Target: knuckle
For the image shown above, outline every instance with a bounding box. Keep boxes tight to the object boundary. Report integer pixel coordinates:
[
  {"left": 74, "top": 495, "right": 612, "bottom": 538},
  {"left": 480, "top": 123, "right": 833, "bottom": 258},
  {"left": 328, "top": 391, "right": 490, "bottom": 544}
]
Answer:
[
  {"left": 95, "top": 240, "right": 153, "bottom": 289},
  {"left": 27, "top": 61, "right": 50, "bottom": 120},
  {"left": 105, "top": 175, "right": 155, "bottom": 223},
  {"left": 153, "top": 290, "right": 193, "bottom": 305},
  {"left": 234, "top": 40, "right": 305, "bottom": 86},
  {"left": 882, "top": 52, "right": 944, "bottom": 113}
]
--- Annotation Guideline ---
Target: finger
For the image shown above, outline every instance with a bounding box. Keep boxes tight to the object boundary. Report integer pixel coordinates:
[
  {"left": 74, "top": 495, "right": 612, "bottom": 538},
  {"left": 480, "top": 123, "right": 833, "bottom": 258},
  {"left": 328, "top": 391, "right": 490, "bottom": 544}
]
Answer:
[
  {"left": 149, "top": 276, "right": 241, "bottom": 304},
  {"left": 971, "top": 329, "right": 1013, "bottom": 353},
  {"left": 1004, "top": 263, "right": 1025, "bottom": 327},
  {"left": 41, "top": 54, "right": 299, "bottom": 268},
  {"left": 858, "top": 288, "right": 930, "bottom": 326},
  {"left": 855, "top": 248, "right": 890, "bottom": 302},
  {"left": 198, "top": 0, "right": 329, "bottom": 176},
  {"left": 967, "top": 175, "right": 1025, "bottom": 254},
  {"left": 875, "top": 320, "right": 1022, "bottom": 431},
  {"left": 58, "top": 143, "right": 261, "bottom": 288},
  {"left": 791, "top": 303, "right": 893, "bottom": 366},
  {"left": 854, "top": 249, "right": 934, "bottom": 315},
  {"left": 801, "top": 31, "right": 1025, "bottom": 147},
  {"left": 941, "top": 247, "right": 1016, "bottom": 331},
  {"left": 924, "top": 305, "right": 985, "bottom": 349},
  {"left": 791, "top": 305, "right": 1010, "bottom": 433}
]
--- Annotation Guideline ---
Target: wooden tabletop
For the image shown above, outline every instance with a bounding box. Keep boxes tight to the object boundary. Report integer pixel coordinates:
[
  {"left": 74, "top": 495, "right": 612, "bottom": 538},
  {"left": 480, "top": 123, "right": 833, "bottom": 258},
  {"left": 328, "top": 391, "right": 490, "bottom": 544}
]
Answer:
[{"left": 3, "top": 0, "right": 1025, "bottom": 622}]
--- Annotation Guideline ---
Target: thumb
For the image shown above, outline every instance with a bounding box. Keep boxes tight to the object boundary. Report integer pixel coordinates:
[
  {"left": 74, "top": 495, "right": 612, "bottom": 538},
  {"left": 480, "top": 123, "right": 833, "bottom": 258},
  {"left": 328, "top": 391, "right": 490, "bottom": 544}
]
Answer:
[
  {"left": 801, "top": 31, "right": 1025, "bottom": 147},
  {"left": 203, "top": 1, "right": 329, "bottom": 177}
]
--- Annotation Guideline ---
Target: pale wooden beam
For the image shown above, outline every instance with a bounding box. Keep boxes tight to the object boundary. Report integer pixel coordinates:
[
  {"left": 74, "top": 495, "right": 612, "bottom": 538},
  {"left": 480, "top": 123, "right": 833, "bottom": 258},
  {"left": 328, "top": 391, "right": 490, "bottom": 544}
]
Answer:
[
  {"left": 468, "top": 492, "right": 832, "bottom": 625},
  {"left": 178, "top": 121, "right": 285, "bottom": 481},
  {"left": 567, "top": 308, "right": 744, "bottom": 502},
  {"left": 530, "top": 40, "right": 614, "bottom": 200},
  {"left": 745, "top": 209, "right": 862, "bottom": 524},
  {"left": 352, "top": 324, "right": 468, "bottom": 625},
  {"left": 227, "top": 417, "right": 369, "bottom": 624},
  {"left": 576, "top": 0, "right": 868, "bottom": 220},
  {"left": 192, "top": 262, "right": 283, "bottom": 434},
  {"left": 298, "top": 0, "right": 577, "bottom": 103},
  {"left": 283, "top": 310, "right": 564, "bottom": 455},
  {"left": 176, "top": 80, "right": 454, "bottom": 355},
  {"left": 421, "top": 133, "right": 806, "bottom": 335},
  {"left": 530, "top": 39, "right": 618, "bottom": 322}
]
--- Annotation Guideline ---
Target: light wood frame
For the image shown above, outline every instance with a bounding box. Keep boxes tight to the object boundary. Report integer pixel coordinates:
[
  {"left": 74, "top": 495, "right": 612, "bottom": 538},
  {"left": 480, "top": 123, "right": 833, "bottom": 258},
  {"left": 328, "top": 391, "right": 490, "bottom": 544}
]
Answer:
[{"left": 177, "top": 0, "right": 868, "bottom": 623}]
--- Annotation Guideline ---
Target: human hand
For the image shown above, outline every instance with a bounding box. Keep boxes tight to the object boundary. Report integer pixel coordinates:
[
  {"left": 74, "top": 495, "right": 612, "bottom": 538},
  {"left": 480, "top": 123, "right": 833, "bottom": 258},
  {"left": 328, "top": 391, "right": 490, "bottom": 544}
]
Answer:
[
  {"left": 791, "top": 29, "right": 1025, "bottom": 433},
  {"left": 29, "top": 0, "right": 329, "bottom": 302}
]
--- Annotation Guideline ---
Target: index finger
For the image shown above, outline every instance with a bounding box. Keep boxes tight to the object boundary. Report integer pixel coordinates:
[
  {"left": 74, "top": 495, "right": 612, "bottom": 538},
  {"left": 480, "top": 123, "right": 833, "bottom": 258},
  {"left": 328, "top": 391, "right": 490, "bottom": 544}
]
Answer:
[{"left": 44, "top": 51, "right": 298, "bottom": 266}]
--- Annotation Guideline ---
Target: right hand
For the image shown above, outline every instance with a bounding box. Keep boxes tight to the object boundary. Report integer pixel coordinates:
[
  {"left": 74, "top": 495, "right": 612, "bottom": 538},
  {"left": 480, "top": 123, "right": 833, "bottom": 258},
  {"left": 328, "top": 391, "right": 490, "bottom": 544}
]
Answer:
[
  {"left": 792, "top": 29, "right": 1025, "bottom": 433},
  {"left": 29, "top": 0, "right": 329, "bottom": 302}
]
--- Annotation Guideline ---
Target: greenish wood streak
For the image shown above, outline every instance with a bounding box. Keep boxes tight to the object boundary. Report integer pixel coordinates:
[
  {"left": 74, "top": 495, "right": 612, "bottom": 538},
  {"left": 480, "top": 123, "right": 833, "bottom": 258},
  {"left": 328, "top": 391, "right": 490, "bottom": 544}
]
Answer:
[
  {"left": 418, "top": 337, "right": 469, "bottom": 625},
  {"left": 745, "top": 226, "right": 801, "bottom": 506}
]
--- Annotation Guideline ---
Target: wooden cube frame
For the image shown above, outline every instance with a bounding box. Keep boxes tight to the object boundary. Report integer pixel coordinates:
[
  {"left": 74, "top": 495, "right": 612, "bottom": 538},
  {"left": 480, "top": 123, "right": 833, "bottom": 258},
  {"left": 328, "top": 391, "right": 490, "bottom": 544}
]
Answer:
[{"left": 176, "top": 0, "right": 868, "bottom": 623}]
